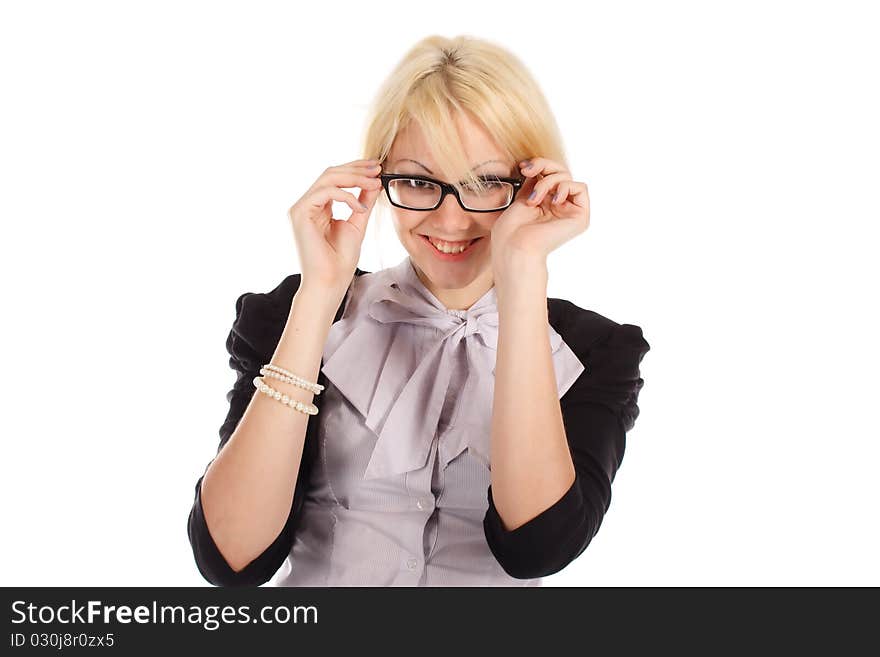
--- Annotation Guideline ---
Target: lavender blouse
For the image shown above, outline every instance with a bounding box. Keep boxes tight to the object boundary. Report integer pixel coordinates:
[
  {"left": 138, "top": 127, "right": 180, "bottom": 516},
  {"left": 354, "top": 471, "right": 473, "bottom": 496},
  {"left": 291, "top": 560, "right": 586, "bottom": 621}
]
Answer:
[{"left": 266, "top": 256, "right": 585, "bottom": 586}]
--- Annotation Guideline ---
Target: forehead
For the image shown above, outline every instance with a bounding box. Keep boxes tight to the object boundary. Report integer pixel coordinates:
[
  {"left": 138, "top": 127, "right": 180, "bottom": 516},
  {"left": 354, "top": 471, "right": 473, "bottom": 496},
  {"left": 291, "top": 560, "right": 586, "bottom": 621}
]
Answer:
[{"left": 390, "top": 112, "right": 512, "bottom": 173}]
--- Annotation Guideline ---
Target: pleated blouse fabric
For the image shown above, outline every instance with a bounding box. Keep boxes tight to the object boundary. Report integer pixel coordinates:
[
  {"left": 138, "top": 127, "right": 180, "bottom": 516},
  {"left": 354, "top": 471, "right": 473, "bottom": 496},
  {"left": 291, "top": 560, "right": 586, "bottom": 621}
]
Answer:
[{"left": 187, "top": 257, "right": 651, "bottom": 587}]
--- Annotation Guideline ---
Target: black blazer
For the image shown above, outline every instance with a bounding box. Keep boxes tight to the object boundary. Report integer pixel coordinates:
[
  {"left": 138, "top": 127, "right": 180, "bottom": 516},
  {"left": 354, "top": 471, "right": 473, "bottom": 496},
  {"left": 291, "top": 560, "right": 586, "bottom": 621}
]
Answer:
[{"left": 188, "top": 268, "right": 650, "bottom": 586}]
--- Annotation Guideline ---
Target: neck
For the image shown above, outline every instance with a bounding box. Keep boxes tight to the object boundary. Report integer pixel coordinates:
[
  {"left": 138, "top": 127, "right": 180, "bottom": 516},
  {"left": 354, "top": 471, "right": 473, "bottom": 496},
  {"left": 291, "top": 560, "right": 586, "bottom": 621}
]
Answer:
[{"left": 412, "top": 263, "right": 494, "bottom": 311}]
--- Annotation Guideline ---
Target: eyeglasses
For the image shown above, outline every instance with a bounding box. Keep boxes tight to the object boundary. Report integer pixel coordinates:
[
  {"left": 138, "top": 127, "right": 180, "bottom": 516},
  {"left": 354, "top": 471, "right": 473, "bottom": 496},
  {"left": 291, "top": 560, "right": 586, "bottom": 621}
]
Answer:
[{"left": 378, "top": 171, "right": 525, "bottom": 212}]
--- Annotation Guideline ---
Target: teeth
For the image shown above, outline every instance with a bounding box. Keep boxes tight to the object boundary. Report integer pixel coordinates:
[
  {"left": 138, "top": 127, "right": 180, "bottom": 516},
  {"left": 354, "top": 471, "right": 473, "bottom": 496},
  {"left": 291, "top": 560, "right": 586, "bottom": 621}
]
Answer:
[{"left": 427, "top": 237, "right": 474, "bottom": 254}]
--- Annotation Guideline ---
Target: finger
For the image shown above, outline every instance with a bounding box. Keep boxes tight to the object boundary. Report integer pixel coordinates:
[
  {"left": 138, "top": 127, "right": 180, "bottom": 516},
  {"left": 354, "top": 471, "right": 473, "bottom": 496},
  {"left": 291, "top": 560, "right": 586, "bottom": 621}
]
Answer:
[
  {"left": 322, "top": 171, "right": 384, "bottom": 190},
  {"left": 549, "top": 182, "right": 590, "bottom": 231},
  {"left": 548, "top": 181, "right": 583, "bottom": 220},
  {"left": 332, "top": 164, "right": 381, "bottom": 177},
  {"left": 515, "top": 174, "right": 539, "bottom": 204},
  {"left": 551, "top": 181, "right": 574, "bottom": 206},
  {"left": 306, "top": 186, "right": 368, "bottom": 218},
  {"left": 519, "top": 157, "right": 568, "bottom": 179},
  {"left": 347, "top": 185, "right": 381, "bottom": 233},
  {"left": 525, "top": 172, "right": 571, "bottom": 206},
  {"left": 349, "top": 161, "right": 382, "bottom": 171},
  {"left": 339, "top": 158, "right": 380, "bottom": 168},
  {"left": 567, "top": 181, "right": 590, "bottom": 210},
  {"left": 314, "top": 162, "right": 378, "bottom": 187},
  {"left": 322, "top": 161, "right": 381, "bottom": 180}
]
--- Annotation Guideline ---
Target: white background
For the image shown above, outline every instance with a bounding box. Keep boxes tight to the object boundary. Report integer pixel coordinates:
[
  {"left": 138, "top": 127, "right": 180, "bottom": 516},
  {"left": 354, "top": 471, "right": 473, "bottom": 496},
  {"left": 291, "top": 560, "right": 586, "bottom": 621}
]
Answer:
[{"left": 1, "top": 0, "right": 877, "bottom": 586}]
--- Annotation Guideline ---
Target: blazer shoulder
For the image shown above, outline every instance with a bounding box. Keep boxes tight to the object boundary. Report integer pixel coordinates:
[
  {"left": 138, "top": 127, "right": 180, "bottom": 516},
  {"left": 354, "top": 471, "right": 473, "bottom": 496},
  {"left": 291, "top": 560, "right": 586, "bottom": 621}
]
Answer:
[
  {"left": 548, "top": 297, "right": 642, "bottom": 353},
  {"left": 548, "top": 296, "right": 651, "bottom": 377},
  {"left": 231, "top": 268, "right": 373, "bottom": 353},
  {"left": 237, "top": 267, "right": 372, "bottom": 316},
  {"left": 230, "top": 273, "right": 300, "bottom": 352}
]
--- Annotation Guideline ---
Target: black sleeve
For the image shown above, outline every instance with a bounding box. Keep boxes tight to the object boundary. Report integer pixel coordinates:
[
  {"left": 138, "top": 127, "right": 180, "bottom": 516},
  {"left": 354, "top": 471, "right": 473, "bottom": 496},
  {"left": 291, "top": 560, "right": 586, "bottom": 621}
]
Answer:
[
  {"left": 483, "top": 321, "right": 650, "bottom": 579},
  {"left": 186, "top": 275, "right": 318, "bottom": 587}
]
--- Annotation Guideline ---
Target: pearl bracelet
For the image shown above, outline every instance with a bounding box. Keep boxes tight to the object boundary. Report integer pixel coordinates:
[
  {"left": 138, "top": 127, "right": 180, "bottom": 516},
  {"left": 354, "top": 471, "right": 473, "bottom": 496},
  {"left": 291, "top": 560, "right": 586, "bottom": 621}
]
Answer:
[
  {"left": 252, "top": 376, "right": 319, "bottom": 416},
  {"left": 261, "top": 363, "right": 324, "bottom": 395}
]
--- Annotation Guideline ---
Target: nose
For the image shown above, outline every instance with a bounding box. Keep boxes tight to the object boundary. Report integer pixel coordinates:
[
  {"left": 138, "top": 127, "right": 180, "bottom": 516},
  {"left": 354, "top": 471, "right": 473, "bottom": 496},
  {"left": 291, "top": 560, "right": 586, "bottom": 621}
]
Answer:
[{"left": 429, "top": 189, "right": 474, "bottom": 233}]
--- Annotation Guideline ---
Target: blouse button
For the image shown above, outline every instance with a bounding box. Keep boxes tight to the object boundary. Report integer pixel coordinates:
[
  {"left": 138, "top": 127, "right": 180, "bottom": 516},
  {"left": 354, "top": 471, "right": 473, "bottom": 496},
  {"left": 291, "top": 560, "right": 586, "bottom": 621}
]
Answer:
[
  {"left": 415, "top": 497, "right": 433, "bottom": 510},
  {"left": 405, "top": 558, "right": 419, "bottom": 571}
]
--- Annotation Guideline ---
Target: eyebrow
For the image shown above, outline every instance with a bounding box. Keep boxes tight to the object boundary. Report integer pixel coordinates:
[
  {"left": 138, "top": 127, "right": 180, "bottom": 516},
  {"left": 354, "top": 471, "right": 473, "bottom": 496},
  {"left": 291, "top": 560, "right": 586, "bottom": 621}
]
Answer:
[{"left": 392, "top": 158, "right": 511, "bottom": 175}]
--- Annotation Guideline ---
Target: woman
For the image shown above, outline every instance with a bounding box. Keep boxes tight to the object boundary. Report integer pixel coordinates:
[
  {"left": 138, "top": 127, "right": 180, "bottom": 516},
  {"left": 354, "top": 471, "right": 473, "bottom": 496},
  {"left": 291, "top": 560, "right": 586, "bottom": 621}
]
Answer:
[{"left": 187, "top": 35, "right": 650, "bottom": 587}]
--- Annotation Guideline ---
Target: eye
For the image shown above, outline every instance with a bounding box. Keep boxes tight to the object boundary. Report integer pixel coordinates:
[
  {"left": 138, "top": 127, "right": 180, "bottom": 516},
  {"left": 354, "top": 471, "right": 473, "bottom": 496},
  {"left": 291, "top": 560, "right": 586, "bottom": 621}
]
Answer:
[
  {"left": 405, "top": 179, "right": 433, "bottom": 189},
  {"left": 462, "top": 177, "right": 504, "bottom": 192}
]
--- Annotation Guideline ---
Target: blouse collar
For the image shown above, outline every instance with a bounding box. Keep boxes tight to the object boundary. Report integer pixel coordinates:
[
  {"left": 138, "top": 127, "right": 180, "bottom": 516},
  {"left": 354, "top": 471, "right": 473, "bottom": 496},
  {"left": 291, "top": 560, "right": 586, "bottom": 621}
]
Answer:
[{"left": 321, "top": 256, "right": 586, "bottom": 480}]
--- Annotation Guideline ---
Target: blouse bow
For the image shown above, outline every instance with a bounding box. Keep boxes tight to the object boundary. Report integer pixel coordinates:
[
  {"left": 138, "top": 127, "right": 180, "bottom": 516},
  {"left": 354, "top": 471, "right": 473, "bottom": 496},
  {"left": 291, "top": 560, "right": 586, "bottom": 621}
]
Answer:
[{"left": 321, "top": 257, "right": 586, "bottom": 481}]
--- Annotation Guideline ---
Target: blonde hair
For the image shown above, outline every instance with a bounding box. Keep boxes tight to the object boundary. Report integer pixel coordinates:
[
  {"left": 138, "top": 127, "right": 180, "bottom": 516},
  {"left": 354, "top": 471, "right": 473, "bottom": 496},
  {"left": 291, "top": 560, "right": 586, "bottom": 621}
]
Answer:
[{"left": 360, "top": 34, "right": 568, "bottom": 206}]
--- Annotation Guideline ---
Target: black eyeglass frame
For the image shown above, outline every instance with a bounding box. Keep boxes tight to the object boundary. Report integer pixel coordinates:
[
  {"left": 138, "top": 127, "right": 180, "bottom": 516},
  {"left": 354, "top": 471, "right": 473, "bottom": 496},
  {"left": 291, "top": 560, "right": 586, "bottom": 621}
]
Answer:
[{"left": 378, "top": 172, "right": 526, "bottom": 213}]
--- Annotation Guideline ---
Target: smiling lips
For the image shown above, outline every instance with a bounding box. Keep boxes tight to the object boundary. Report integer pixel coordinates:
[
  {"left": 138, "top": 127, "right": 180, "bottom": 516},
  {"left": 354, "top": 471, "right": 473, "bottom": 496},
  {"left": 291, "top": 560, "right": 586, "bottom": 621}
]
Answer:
[{"left": 422, "top": 235, "right": 482, "bottom": 254}]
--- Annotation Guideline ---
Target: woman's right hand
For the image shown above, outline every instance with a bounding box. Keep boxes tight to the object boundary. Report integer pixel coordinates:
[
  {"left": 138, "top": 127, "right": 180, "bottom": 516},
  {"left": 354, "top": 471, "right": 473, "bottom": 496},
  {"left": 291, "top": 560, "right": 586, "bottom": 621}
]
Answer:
[{"left": 287, "top": 159, "right": 383, "bottom": 293}]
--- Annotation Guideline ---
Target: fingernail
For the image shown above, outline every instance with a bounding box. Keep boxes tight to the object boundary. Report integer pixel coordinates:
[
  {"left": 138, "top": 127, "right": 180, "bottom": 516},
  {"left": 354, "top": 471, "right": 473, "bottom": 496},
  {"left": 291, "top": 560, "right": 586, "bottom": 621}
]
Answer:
[
  {"left": 360, "top": 202, "right": 368, "bottom": 209},
  {"left": 528, "top": 191, "right": 536, "bottom": 200},
  {"left": 552, "top": 193, "right": 559, "bottom": 203}
]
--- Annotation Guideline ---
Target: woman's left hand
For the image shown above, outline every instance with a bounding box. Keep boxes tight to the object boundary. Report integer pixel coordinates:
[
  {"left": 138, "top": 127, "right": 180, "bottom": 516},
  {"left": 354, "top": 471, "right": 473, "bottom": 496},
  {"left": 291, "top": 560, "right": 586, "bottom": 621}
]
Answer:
[{"left": 490, "top": 156, "right": 590, "bottom": 283}]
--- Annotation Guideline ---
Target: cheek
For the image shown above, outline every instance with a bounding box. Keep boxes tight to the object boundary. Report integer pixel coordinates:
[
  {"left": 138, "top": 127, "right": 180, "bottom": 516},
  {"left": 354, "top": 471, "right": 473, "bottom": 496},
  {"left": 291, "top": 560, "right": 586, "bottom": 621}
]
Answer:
[
  {"left": 397, "top": 215, "right": 425, "bottom": 241},
  {"left": 480, "top": 216, "right": 498, "bottom": 230},
  {"left": 389, "top": 209, "right": 420, "bottom": 234}
]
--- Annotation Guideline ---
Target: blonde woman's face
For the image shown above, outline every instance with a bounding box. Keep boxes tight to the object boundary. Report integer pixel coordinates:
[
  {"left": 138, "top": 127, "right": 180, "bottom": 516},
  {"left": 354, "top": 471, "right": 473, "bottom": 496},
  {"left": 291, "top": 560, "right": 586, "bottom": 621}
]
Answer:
[{"left": 384, "top": 112, "right": 517, "bottom": 306}]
